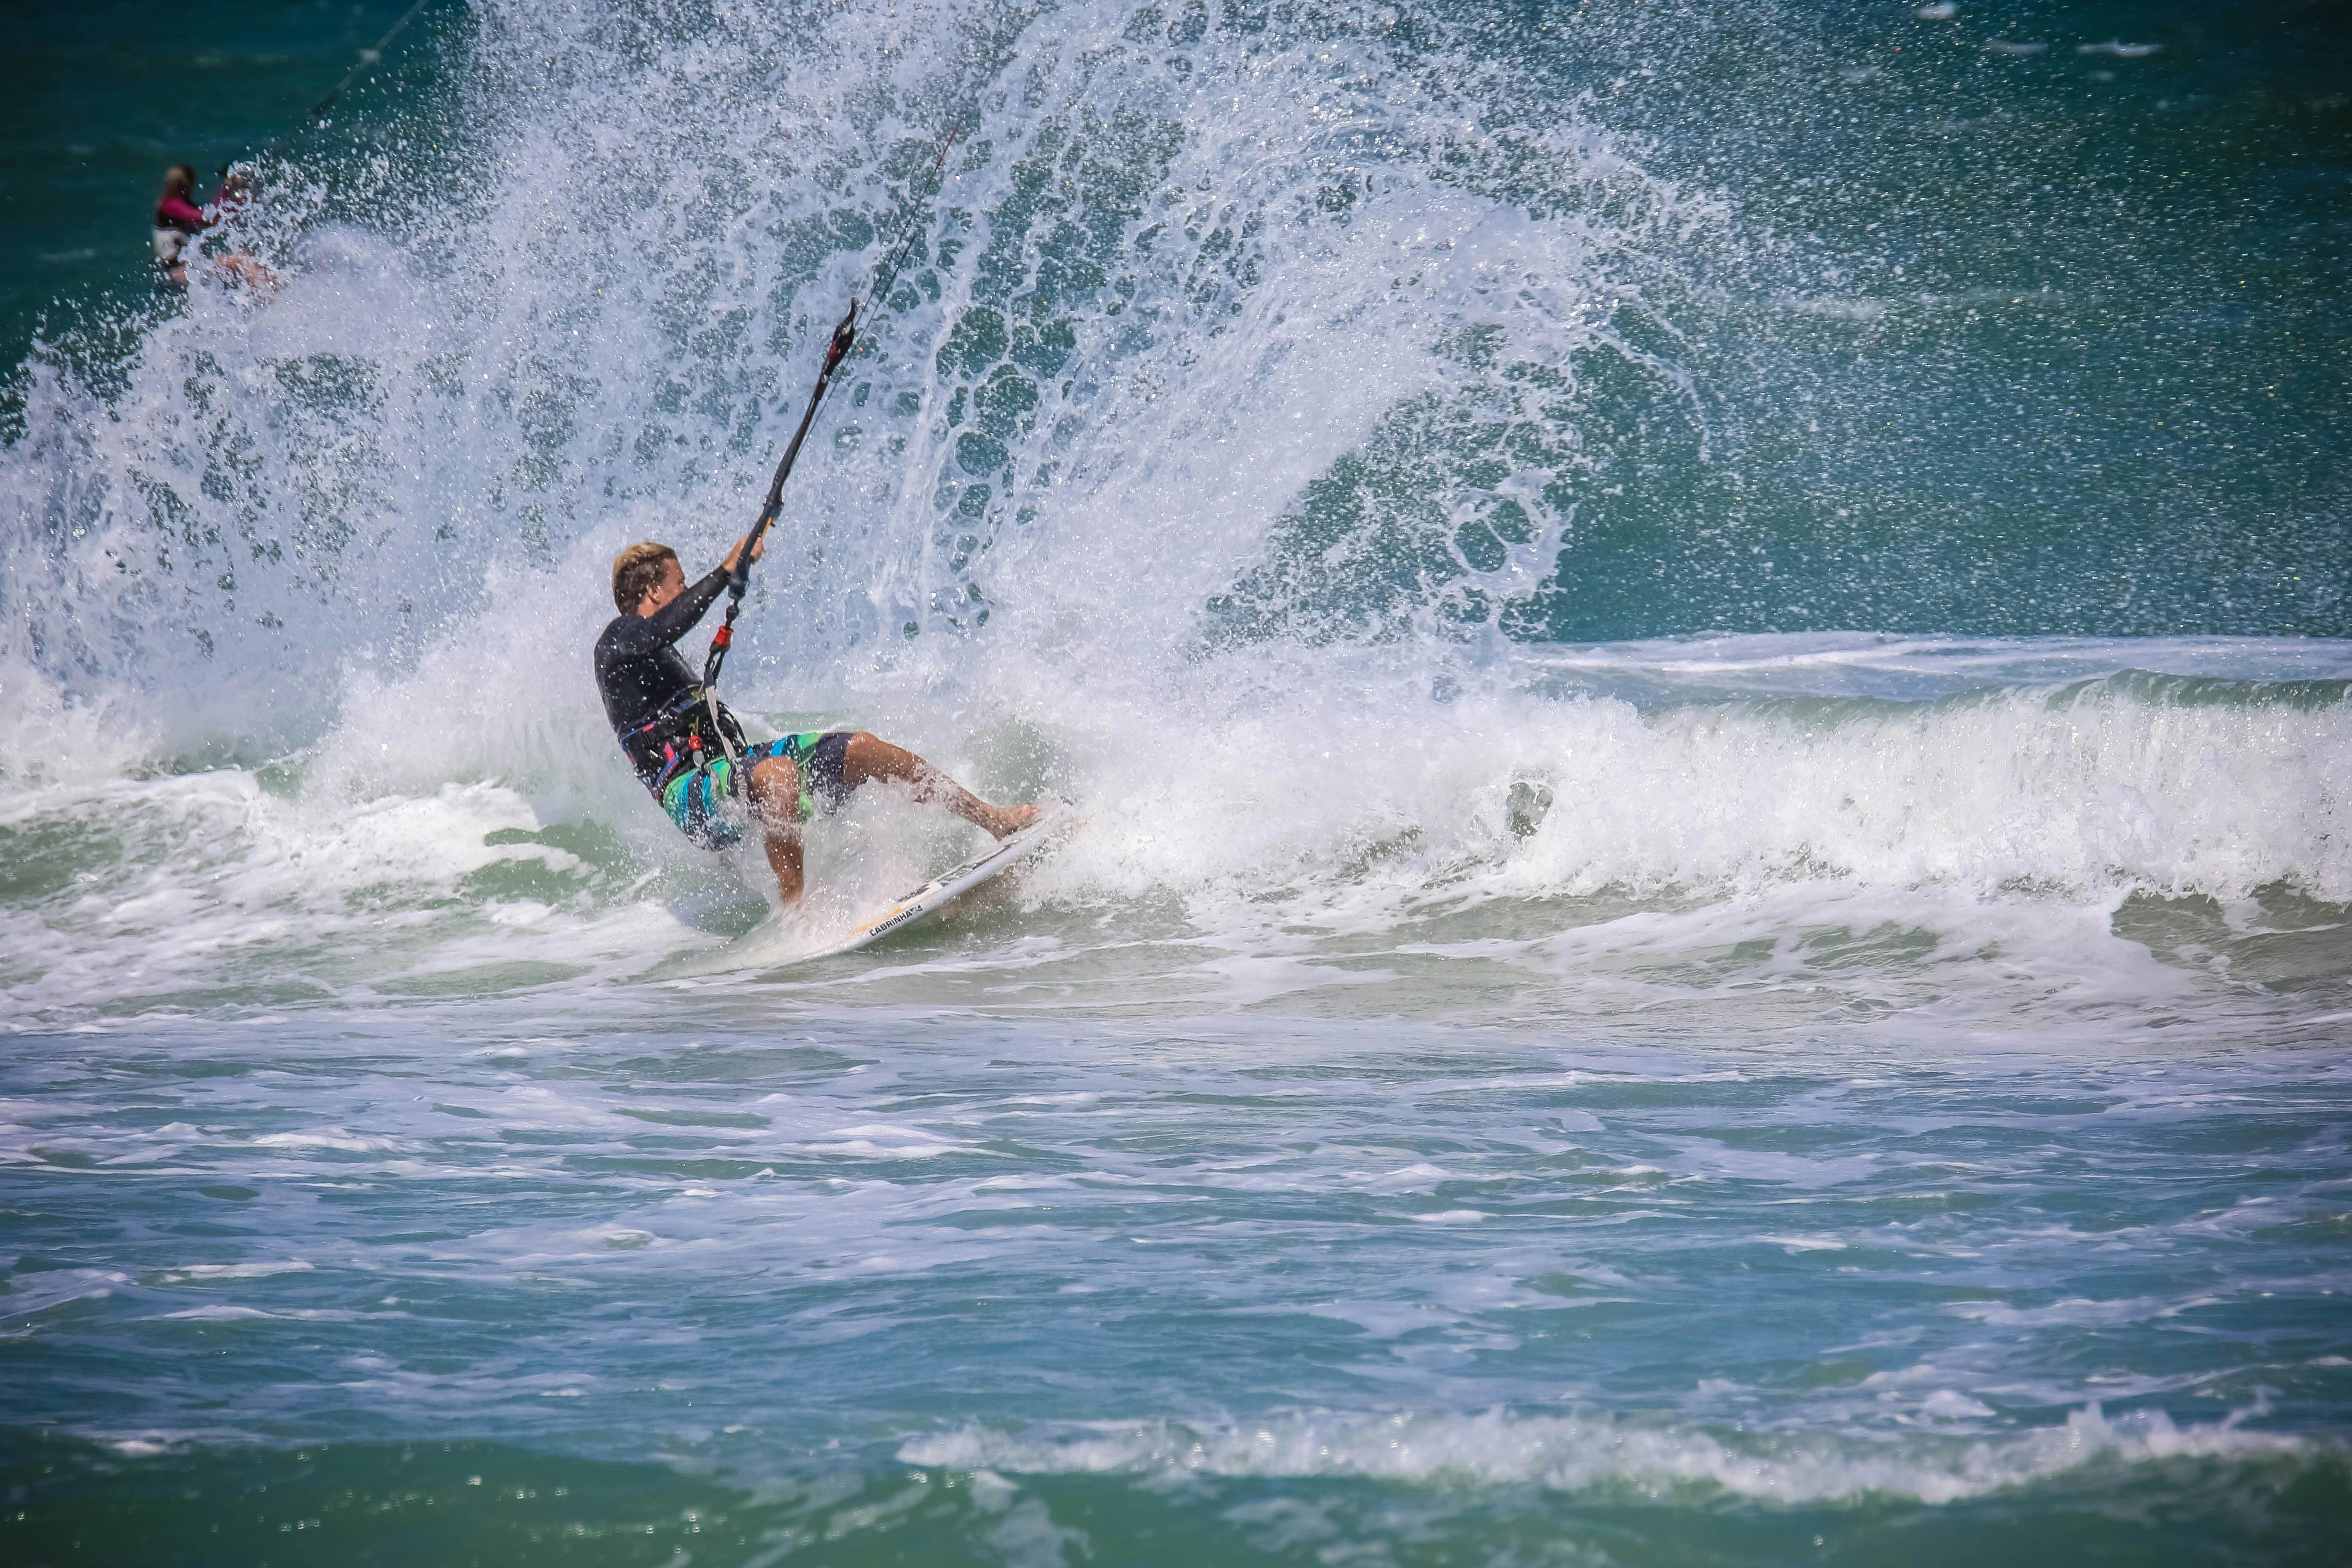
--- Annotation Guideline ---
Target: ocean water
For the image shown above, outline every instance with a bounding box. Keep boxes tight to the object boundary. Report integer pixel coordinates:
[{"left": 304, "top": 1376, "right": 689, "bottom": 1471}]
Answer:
[{"left": 4, "top": 2, "right": 2350, "bottom": 1563}]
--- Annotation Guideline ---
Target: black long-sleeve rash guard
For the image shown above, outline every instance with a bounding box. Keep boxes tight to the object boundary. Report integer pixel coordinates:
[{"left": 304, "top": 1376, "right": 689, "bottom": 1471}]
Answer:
[{"left": 594, "top": 565, "right": 736, "bottom": 790}]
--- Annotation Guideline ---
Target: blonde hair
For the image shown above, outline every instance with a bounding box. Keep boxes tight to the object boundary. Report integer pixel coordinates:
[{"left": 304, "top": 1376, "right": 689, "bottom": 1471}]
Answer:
[{"left": 612, "top": 541, "right": 678, "bottom": 612}]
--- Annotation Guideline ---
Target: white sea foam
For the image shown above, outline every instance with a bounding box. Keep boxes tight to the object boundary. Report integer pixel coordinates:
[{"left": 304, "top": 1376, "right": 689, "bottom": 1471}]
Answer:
[
  {"left": 148, "top": 1261, "right": 316, "bottom": 1283},
  {"left": 251, "top": 1129, "right": 408, "bottom": 1153},
  {"left": 0, "top": 1269, "right": 132, "bottom": 1322},
  {"left": 899, "top": 1402, "right": 2324, "bottom": 1504}
]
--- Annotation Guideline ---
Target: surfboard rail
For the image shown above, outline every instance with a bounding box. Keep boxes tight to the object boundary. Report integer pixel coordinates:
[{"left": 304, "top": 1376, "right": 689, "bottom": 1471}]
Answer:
[{"left": 802, "top": 801, "right": 1073, "bottom": 962}]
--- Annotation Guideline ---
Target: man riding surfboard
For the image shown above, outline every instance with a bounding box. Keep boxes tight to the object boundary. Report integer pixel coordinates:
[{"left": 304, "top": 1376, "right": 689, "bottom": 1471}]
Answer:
[{"left": 594, "top": 533, "right": 1039, "bottom": 906}]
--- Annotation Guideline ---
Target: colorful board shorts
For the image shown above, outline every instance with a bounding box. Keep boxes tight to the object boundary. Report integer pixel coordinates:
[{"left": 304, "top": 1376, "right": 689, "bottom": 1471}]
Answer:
[{"left": 659, "top": 732, "right": 852, "bottom": 849}]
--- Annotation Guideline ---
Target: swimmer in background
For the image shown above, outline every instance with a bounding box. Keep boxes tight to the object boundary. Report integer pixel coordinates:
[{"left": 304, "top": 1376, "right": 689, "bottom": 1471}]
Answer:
[
  {"left": 151, "top": 162, "right": 277, "bottom": 292},
  {"left": 151, "top": 165, "right": 208, "bottom": 286}
]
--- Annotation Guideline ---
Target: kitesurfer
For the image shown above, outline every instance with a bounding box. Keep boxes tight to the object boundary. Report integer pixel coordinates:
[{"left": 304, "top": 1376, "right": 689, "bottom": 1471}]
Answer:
[{"left": 595, "top": 537, "right": 1039, "bottom": 906}]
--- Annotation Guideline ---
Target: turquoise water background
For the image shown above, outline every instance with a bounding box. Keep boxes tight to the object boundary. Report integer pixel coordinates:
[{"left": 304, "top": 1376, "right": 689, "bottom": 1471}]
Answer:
[{"left": 3, "top": 2, "right": 2349, "bottom": 1563}]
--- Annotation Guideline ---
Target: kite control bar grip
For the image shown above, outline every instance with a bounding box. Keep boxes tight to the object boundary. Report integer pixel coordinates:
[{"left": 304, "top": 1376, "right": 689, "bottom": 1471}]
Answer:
[{"left": 824, "top": 303, "right": 858, "bottom": 373}]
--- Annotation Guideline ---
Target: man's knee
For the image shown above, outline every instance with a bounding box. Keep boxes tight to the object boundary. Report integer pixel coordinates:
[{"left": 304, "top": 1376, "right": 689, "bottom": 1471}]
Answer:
[{"left": 837, "top": 731, "right": 886, "bottom": 778}]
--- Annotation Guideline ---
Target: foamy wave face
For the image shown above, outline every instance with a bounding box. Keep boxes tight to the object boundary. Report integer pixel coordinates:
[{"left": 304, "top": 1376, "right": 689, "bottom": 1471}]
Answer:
[
  {"left": 1027, "top": 652, "right": 2352, "bottom": 908},
  {"left": 4, "top": 632, "right": 2348, "bottom": 1031},
  {"left": 0, "top": 763, "right": 701, "bottom": 1029}
]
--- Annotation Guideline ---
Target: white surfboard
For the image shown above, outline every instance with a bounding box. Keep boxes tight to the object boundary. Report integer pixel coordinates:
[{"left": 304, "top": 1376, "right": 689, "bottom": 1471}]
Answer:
[{"left": 802, "top": 802, "right": 1072, "bottom": 961}]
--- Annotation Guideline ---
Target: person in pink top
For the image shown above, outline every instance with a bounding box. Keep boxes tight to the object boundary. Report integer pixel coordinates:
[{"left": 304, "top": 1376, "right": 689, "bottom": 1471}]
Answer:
[
  {"left": 152, "top": 165, "right": 209, "bottom": 286},
  {"left": 153, "top": 162, "right": 274, "bottom": 291}
]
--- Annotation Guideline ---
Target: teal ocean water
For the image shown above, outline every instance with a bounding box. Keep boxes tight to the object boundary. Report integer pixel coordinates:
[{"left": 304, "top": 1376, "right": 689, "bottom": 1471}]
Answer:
[{"left": 4, "top": 2, "right": 2349, "bottom": 1563}]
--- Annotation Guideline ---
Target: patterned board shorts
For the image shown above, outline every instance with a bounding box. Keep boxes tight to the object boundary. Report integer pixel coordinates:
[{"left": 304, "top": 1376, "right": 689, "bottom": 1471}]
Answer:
[{"left": 660, "top": 731, "right": 852, "bottom": 849}]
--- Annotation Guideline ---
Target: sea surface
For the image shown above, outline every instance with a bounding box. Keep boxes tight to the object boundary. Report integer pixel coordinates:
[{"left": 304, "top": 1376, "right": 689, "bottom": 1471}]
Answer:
[{"left": 3, "top": 2, "right": 2349, "bottom": 1563}]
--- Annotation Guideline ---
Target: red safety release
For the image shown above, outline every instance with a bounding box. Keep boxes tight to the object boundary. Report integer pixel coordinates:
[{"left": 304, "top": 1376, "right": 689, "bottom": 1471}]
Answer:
[{"left": 711, "top": 626, "right": 732, "bottom": 649}]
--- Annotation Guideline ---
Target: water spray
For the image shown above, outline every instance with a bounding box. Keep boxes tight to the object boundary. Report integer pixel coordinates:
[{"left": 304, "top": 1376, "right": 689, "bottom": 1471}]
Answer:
[{"left": 698, "top": 126, "right": 964, "bottom": 760}]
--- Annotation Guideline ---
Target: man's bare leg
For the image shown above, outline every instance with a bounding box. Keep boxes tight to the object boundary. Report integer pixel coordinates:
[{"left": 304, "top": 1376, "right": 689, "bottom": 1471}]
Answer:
[
  {"left": 837, "top": 732, "right": 1039, "bottom": 839},
  {"left": 746, "top": 754, "right": 806, "bottom": 905}
]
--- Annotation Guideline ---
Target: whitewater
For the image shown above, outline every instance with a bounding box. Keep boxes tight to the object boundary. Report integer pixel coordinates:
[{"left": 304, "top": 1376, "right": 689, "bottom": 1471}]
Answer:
[{"left": 3, "top": 0, "right": 2347, "bottom": 1562}]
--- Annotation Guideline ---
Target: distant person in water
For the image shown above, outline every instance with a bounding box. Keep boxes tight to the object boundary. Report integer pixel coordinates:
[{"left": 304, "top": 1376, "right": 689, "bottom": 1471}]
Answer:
[
  {"left": 152, "top": 162, "right": 276, "bottom": 291},
  {"left": 152, "top": 164, "right": 208, "bottom": 286},
  {"left": 594, "top": 536, "right": 1039, "bottom": 907}
]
